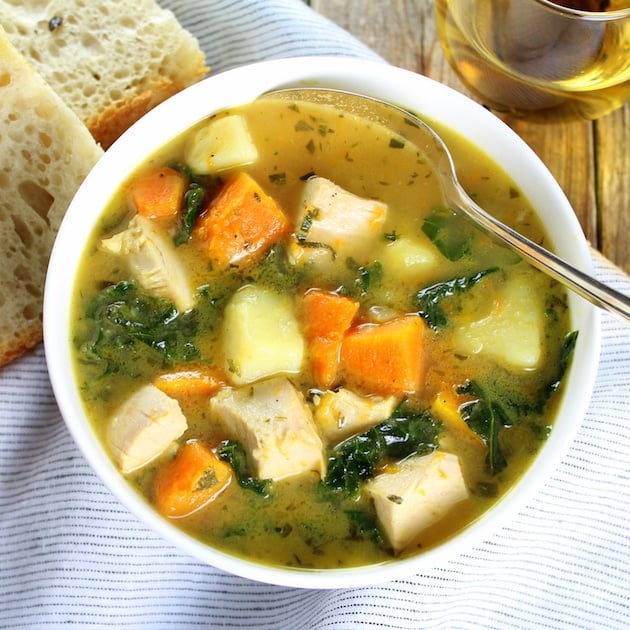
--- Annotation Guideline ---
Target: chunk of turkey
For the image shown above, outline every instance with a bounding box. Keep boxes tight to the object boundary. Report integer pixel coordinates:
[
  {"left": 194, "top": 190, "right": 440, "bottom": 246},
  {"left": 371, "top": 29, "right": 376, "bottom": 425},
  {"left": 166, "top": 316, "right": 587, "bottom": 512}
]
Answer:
[
  {"left": 366, "top": 451, "right": 468, "bottom": 553},
  {"left": 314, "top": 388, "right": 398, "bottom": 444},
  {"left": 289, "top": 176, "right": 388, "bottom": 268},
  {"left": 107, "top": 383, "right": 188, "bottom": 474},
  {"left": 210, "top": 377, "right": 325, "bottom": 481},
  {"left": 100, "top": 214, "right": 195, "bottom": 312}
]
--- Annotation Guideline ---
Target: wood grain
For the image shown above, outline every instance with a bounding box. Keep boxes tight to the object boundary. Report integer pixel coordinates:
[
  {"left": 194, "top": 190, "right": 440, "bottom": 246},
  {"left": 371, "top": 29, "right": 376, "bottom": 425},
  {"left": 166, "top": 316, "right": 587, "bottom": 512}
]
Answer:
[{"left": 309, "top": 0, "right": 630, "bottom": 273}]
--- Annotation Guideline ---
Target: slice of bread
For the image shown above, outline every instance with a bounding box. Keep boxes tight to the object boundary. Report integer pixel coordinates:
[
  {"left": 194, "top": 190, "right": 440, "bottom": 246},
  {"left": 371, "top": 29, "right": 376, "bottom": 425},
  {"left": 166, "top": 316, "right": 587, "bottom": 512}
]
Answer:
[
  {"left": 0, "top": 0, "right": 208, "bottom": 148},
  {"left": 0, "top": 27, "right": 103, "bottom": 365}
]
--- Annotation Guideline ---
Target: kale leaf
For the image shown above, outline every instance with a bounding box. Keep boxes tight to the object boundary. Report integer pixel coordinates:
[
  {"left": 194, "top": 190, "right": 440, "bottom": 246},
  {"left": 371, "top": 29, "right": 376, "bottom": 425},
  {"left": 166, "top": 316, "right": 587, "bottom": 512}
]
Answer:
[
  {"left": 218, "top": 440, "right": 272, "bottom": 497},
  {"left": 320, "top": 404, "right": 441, "bottom": 499},
  {"left": 345, "top": 510, "right": 384, "bottom": 545},
  {"left": 248, "top": 243, "right": 304, "bottom": 293},
  {"left": 168, "top": 162, "right": 221, "bottom": 246},
  {"left": 174, "top": 182, "right": 206, "bottom": 246},
  {"left": 80, "top": 280, "right": 199, "bottom": 374},
  {"left": 413, "top": 267, "right": 498, "bottom": 329},
  {"left": 341, "top": 257, "right": 383, "bottom": 298},
  {"left": 457, "top": 380, "right": 514, "bottom": 475},
  {"left": 547, "top": 330, "right": 579, "bottom": 395},
  {"left": 422, "top": 209, "right": 476, "bottom": 261}
]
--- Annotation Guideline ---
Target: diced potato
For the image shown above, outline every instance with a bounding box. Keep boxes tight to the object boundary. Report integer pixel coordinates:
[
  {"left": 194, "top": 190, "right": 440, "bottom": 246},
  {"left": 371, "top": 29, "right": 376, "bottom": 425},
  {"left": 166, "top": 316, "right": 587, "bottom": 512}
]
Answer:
[
  {"left": 288, "top": 176, "right": 388, "bottom": 269},
  {"left": 452, "top": 270, "right": 544, "bottom": 370},
  {"left": 222, "top": 284, "right": 304, "bottom": 385},
  {"left": 100, "top": 215, "right": 195, "bottom": 312},
  {"left": 380, "top": 235, "right": 439, "bottom": 285},
  {"left": 366, "top": 451, "right": 469, "bottom": 553},
  {"left": 210, "top": 377, "right": 325, "bottom": 480},
  {"left": 314, "top": 388, "right": 398, "bottom": 444},
  {"left": 107, "top": 384, "right": 188, "bottom": 474},
  {"left": 185, "top": 114, "right": 258, "bottom": 174}
]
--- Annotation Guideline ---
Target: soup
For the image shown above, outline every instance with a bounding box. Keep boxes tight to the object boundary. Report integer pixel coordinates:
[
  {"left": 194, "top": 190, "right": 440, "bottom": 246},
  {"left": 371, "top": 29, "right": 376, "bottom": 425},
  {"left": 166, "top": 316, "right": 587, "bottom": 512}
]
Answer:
[{"left": 71, "top": 95, "right": 575, "bottom": 569}]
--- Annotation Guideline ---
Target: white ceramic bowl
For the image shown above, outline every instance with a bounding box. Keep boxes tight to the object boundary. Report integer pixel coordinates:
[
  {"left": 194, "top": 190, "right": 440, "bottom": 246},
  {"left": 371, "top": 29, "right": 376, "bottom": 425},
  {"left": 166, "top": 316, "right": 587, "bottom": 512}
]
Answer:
[{"left": 44, "top": 57, "right": 600, "bottom": 589}]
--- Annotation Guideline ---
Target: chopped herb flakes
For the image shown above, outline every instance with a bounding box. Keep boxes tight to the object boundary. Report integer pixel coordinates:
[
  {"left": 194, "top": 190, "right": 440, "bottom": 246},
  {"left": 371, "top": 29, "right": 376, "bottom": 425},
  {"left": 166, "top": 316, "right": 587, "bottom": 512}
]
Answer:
[
  {"left": 195, "top": 468, "right": 218, "bottom": 491},
  {"left": 269, "top": 172, "right": 287, "bottom": 185}
]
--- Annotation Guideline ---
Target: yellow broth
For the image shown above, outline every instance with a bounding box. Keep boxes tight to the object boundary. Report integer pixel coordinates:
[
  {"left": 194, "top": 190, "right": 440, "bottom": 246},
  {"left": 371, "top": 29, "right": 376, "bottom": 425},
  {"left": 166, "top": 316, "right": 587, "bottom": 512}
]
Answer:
[{"left": 71, "top": 97, "right": 573, "bottom": 569}]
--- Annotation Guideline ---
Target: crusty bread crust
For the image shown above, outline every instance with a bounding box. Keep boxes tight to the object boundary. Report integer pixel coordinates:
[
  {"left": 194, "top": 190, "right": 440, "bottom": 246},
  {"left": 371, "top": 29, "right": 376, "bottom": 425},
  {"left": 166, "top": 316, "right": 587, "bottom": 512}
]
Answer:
[
  {"left": 0, "top": 0, "right": 208, "bottom": 147},
  {"left": 88, "top": 78, "right": 183, "bottom": 150},
  {"left": 0, "top": 27, "right": 103, "bottom": 366}
]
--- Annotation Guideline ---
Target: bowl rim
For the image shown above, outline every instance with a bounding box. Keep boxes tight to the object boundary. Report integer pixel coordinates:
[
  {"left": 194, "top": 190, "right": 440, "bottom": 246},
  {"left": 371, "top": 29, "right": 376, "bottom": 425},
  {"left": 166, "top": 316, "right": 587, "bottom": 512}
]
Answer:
[{"left": 44, "top": 55, "right": 601, "bottom": 589}]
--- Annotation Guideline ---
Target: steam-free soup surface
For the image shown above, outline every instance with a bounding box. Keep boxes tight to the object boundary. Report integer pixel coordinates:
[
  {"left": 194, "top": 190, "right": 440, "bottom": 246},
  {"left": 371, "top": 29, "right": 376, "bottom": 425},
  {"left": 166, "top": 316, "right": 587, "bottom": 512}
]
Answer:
[{"left": 72, "top": 96, "right": 574, "bottom": 569}]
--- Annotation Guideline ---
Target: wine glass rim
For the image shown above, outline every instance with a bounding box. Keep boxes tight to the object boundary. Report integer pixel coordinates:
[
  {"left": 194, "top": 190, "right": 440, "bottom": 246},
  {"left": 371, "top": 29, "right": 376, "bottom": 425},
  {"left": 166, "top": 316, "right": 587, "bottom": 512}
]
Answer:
[{"left": 535, "top": 0, "right": 630, "bottom": 19}]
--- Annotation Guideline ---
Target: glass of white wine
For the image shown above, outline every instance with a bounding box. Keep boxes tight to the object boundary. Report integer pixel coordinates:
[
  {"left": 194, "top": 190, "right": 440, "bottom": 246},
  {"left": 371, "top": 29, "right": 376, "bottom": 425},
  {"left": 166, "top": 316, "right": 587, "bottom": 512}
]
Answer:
[{"left": 435, "top": 0, "right": 630, "bottom": 121}]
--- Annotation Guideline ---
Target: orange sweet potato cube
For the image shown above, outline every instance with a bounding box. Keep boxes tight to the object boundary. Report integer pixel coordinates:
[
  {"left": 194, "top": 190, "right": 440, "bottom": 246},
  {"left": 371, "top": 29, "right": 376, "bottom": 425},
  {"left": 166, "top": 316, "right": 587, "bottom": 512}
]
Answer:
[{"left": 193, "top": 171, "right": 289, "bottom": 269}]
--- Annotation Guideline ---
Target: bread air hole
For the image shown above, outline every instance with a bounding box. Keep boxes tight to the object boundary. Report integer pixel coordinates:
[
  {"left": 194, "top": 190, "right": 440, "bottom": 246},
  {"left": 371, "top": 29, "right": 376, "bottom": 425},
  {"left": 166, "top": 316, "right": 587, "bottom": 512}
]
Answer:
[
  {"left": 11, "top": 215, "right": 34, "bottom": 249},
  {"left": 23, "top": 297, "right": 40, "bottom": 320},
  {"left": 17, "top": 181, "right": 54, "bottom": 226}
]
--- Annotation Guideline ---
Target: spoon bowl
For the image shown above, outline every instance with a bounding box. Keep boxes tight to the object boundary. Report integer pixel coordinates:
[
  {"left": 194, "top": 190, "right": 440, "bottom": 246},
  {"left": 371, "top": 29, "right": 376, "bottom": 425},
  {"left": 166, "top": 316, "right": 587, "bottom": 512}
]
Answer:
[{"left": 265, "top": 87, "right": 630, "bottom": 324}]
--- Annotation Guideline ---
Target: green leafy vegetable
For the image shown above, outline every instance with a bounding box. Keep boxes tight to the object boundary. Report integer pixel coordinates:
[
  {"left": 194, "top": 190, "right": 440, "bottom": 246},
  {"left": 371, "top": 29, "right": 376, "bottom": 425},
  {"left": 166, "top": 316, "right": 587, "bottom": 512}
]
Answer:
[
  {"left": 249, "top": 243, "right": 304, "bottom": 293},
  {"left": 321, "top": 404, "right": 441, "bottom": 499},
  {"left": 508, "top": 329, "right": 579, "bottom": 416},
  {"left": 269, "top": 172, "right": 286, "bottom": 185},
  {"left": 413, "top": 267, "right": 498, "bottom": 329},
  {"left": 80, "top": 280, "right": 199, "bottom": 374},
  {"left": 341, "top": 258, "right": 383, "bottom": 298},
  {"left": 547, "top": 330, "right": 579, "bottom": 394},
  {"left": 168, "top": 161, "right": 220, "bottom": 246},
  {"left": 167, "top": 160, "right": 195, "bottom": 181},
  {"left": 218, "top": 440, "right": 272, "bottom": 497},
  {"left": 296, "top": 208, "right": 318, "bottom": 243},
  {"left": 422, "top": 210, "right": 476, "bottom": 261},
  {"left": 507, "top": 328, "right": 579, "bottom": 417},
  {"left": 457, "top": 380, "right": 514, "bottom": 475},
  {"left": 294, "top": 208, "right": 338, "bottom": 257},
  {"left": 345, "top": 510, "right": 384, "bottom": 545},
  {"left": 174, "top": 183, "right": 206, "bottom": 246}
]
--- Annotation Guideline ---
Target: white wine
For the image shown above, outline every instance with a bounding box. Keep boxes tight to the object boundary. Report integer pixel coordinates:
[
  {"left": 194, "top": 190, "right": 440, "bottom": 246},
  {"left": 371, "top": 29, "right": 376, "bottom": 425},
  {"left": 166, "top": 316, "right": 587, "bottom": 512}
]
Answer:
[{"left": 435, "top": 0, "right": 630, "bottom": 121}]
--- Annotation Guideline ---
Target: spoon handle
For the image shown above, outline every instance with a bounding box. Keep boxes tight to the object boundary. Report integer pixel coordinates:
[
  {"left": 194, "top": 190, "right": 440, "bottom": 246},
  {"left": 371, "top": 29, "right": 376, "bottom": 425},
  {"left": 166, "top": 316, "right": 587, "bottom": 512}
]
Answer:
[{"left": 453, "top": 184, "right": 630, "bottom": 325}]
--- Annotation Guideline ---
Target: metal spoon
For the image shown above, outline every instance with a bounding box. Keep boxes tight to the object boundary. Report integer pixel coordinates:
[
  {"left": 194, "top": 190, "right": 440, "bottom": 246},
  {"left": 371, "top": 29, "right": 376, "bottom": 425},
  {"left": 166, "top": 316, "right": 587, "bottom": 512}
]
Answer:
[{"left": 264, "top": 87, "right": 630, "bottom": 325}]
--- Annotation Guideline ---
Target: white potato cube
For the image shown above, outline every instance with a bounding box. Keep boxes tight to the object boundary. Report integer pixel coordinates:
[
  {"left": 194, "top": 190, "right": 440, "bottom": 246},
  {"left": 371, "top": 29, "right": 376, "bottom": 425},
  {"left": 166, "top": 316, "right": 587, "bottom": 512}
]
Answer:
[
  {"left": 210, "top": 377, "right": 325, "bottom": 480},
  {"left": 100, "top": 215, "right": 195, "bottom": 312},
  {"left": 314, "top": 388, "right": 398, "bottom": 444},
  {"left": 107, "top": 384, "right": 187, "bottom": 474},
  {"left": 289, "top": 177, "right": 387, "bottom": 268},
  {"left": 222, "top": 284, "right": 304, "bottom": 385},
  {"left": 452, "top": 270, "right": 543, "bottom": 370},
  {"left": 380, "top": 235, "right": 439, "bottom": 285},
  {"left": 366, "top": 451, "right": 468, "bottom": 553},
  {"left": 185, "top": 114, "right": 258, "bottom": 174}
]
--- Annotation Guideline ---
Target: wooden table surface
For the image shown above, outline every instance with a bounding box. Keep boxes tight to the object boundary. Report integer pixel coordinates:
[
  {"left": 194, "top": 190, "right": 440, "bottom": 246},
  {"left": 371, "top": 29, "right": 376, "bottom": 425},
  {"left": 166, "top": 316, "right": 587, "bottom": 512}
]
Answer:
[{"left": 308, "top": 0, "right": 630, "bottom": 275}]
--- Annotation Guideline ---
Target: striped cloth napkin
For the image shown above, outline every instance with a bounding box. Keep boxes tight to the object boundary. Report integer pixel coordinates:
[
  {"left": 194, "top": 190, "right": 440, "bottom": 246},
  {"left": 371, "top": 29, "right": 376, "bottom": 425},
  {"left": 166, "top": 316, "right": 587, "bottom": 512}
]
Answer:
[{"left": 2, "top": 1, "right": 629, "bottom": 628}]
